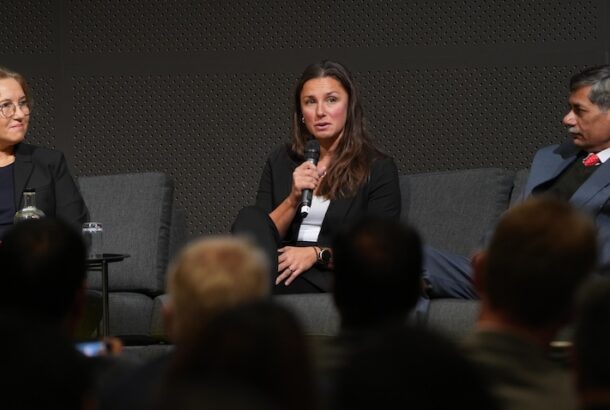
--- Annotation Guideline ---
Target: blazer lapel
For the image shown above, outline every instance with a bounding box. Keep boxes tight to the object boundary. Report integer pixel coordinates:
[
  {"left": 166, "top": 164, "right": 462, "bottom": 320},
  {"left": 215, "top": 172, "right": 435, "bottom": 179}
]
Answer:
[
  {"left": 526, "top": 147, "right": 577, "bottom": 195},
  {"left": 523, "top": 142, "right": 581, "bottom": 199},
  {"left": 318, "top": 196, "right": 357, "bottom": 244},
  {"left": 13, "top": 144, "right": 33, "bottom": 208},
  {"left": 570, "top": 161, "right": 610, "bottom": 209}
]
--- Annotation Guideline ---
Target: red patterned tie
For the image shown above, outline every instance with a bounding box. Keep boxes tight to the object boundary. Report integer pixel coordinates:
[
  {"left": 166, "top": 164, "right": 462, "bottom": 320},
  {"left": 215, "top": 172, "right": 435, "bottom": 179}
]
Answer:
[{"left": 583, "top": 153, "right": 601, "bottom": 167}]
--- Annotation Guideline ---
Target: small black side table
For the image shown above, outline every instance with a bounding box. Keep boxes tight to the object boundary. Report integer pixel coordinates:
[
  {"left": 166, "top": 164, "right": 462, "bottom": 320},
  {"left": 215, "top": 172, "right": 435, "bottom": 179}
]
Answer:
[{"left": 86, "top": 253, "right": 130, "bottom": 336}]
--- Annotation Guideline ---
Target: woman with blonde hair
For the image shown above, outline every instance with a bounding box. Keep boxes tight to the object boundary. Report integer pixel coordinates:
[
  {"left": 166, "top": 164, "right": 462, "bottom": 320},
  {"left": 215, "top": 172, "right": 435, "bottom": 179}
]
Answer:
[{"left": 0, "top": 66, "right": 87, "bottom": 238}]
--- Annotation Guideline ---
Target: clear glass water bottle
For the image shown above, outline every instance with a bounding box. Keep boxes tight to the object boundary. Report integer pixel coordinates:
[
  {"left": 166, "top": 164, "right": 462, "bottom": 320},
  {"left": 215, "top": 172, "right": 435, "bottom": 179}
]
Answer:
[{"left": 14, "top": 188, "right": 46, "bottom": 223}]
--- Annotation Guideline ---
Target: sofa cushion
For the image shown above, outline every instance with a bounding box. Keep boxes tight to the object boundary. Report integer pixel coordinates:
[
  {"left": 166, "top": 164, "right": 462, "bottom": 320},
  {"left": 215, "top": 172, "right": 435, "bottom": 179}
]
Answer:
[
  {"left": 168, "top": 207, "right": 188, "bottom": 265},
  {"left": 150, "top": 294, "right": 169, "bottom": 339},
  {"left": 426, "top": 299, "right": 480, "bottom": 341},
  {"left": 107, "top": 292, "right": 154, "bottom": 336},
  {"left": 78, "top": 172, "right": 173, "bottom": 294},
  {"left": 273, "top": 294, "right": 340, "bottom": 337},
  {"left": 151, "top": 294, "right": 341, "bottom": 339},
  {"left": 400, "top": 168, "right": 515, "bottom": 255},
  {"left": 509, "top": 168, "right": 530, "bottom": 207}
]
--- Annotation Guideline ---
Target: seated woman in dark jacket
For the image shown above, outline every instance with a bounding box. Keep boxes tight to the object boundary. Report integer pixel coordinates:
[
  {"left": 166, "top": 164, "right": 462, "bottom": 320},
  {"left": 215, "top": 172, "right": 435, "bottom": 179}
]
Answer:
[
  {"left": 233, "top": 60, "right": 400, "bottom": 294},
  {"left": 0, "top": 66, "right": 88, "bottom": 238}
]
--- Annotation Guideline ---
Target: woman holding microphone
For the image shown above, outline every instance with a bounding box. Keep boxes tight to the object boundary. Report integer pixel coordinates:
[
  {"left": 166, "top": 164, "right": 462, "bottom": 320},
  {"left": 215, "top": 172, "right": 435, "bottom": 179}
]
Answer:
[{"left": 233, "top": 60, "right": 400, "bottom": 293}]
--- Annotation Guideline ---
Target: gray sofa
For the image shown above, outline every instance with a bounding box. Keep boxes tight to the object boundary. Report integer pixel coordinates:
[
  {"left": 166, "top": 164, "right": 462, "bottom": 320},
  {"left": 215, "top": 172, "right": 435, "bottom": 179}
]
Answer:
[
  {"left": 78, "top": 168, "right": 528, "bottom": 343},
  {"left": 276, "top": 168, "right": 530, "bottom": 341},
  {"left": 78, "top": 172, "right": 186, "bottom": 339}
]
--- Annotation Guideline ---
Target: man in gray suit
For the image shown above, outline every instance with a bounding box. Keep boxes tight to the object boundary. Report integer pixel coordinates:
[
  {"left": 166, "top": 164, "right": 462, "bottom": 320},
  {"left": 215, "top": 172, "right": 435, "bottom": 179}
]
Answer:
[
  {"left": 523, "top": 64, "right": 610, "bottom": 266},
  {"left": 427, "top": 65, "right": 610, "bottom": 299}
]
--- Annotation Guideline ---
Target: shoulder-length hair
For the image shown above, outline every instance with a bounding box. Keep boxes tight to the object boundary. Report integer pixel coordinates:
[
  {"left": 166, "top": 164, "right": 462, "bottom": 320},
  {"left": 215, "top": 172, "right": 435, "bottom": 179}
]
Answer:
[
  {"left": 0, "top": 66, "right": 32, "bottom": 103},
  {"left": 291, "top": 60, "right": 381, "bottom": 199}
]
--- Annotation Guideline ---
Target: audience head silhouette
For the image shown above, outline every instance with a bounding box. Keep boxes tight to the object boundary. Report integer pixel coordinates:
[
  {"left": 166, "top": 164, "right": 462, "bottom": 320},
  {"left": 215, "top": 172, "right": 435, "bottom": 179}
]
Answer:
[
  {"left": 575, "top": 277, "right": 610, "bottom": 406},
  {"left": 475, "top": 197, "right": 597, "bottom": 328},
  {"left": 1, "top": 312, "right": 93, "bottom": 409},
  {"left": 0, "top": 218, "right": 87, "bottom": 330},
  {"left": 166, "top": 300, "right": 315, "bottom": 410},
  {"left": 332, "top": 216, "right": 422, "bottom": 329},
  {"left": 335, "top": 325, "right": 497, "bottom": 409}
]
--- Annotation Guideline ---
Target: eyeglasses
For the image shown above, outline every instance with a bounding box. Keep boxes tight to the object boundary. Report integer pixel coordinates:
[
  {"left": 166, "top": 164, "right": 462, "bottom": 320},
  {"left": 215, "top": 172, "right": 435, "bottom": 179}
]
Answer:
[{"left": 0, "top": 100, "right": 30, "bottom": 118}]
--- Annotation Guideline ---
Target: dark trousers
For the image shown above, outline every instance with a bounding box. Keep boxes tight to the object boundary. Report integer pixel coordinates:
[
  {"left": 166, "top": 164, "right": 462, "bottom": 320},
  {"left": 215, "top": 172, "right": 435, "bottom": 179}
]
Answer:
[
  {"left": 423, "top": 246, "right": 478, "bottom": 299},
  {"left": 232, "top": 206, "right": 326, "bottom": 294}
]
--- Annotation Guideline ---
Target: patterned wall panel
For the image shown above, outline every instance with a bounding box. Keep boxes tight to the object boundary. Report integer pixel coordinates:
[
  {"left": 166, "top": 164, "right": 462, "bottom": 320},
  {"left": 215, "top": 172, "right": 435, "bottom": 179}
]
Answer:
[
  {"left": 21, "top": 76, "right": 57, "bottom": 149},
  {"left": 357, "top": 65, "right": 584, "bottom": 172},
  {"left": 0, "top": 1, "right": 56, "bottom": 54},
  {"left": 71, "top": 73, "right": 296, "bottom": 235},
  {"left": 66, "top": 0, "right": 599, "bottom": 53},
  {"left": 71, "top": 65, "right": 587, "bottom": 236},
  {"left": 0, "top": 0, "right": 605, "bottom": 237}
]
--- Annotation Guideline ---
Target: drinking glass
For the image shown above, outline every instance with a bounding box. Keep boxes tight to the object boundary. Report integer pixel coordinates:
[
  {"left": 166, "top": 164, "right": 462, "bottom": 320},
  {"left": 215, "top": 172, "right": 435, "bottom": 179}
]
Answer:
[{"left": 82, "top": 222, "right": 103, "bottom": 259}]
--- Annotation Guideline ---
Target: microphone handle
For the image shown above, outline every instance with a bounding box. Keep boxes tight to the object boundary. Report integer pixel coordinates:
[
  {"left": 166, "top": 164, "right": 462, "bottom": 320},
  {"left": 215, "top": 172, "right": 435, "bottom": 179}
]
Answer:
[{"left": 300, "top": 158, "right": 318, "bottom": 217}]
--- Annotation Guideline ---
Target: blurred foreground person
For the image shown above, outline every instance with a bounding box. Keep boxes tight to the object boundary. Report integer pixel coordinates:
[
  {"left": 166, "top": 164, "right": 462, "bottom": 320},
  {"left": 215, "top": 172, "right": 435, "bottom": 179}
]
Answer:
[
  {"left": 332, "top": 215, "right": 423, "bottom": 330},
  {"left": 465, "top": 197, "right": 597, "bottom": 410},
  {"left": 335, "top": 325, "right": 497, "bottom": 410},
  {"left": 313, "top": 216, "right": 423, "bottom": 407},
  {"left": 162, "top": 301, "right": 316, "bottom": 410},
  {"left": 163, "top": 236, "right": 269, "bottom": 345},
  {"left": 101, "top": 235, "right": 269, "bottom": 410},
  {"left": 0, "top": 313, "right": 93, "bottom": 409},
  {"left": 0, "top": 218, "right": 127, "bottom": 407},
  {"left": 0, "top": 218, "right": 88, "bottom": 335},
  {"left": 574, "top": 277, "right": 610, "bottom": 410}
]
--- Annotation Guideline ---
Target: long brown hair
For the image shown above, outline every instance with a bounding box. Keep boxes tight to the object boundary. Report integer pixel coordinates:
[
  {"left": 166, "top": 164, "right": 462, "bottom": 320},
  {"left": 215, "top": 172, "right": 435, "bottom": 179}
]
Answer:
[{"left": 291, "top": 60, "right": 381, "bottom": 199}]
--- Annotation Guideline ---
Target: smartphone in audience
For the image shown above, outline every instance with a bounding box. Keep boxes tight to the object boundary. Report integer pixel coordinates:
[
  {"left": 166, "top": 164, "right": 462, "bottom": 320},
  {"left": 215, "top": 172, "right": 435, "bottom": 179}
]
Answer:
[{"left": 75, "top": 340, "right": 107, "bottom": 357}]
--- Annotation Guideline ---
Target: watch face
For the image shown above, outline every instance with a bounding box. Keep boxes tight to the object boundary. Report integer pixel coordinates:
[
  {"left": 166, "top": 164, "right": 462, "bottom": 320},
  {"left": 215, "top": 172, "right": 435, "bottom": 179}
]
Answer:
[{"left": 320, "top": 249, "right": 332, "bottom": 263}]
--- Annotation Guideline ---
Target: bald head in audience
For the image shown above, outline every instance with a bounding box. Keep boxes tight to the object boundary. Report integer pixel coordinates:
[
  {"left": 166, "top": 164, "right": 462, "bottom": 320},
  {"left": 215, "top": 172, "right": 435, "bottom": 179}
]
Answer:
[{"left": 164, "top": 235, "right": 270, "bottom": 345}]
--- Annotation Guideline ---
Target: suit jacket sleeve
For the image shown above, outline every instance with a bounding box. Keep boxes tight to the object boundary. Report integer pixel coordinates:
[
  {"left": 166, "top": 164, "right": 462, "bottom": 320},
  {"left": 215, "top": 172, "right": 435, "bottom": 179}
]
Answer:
[
  {"left": 51, "top": 151, "right": 89, "bottom": 227},
  {"left": 15, "top": 144, "right": 89, "bottom": 229},
  {"left": 365, "top": 157, "right": 401, "bottom": 220},
  {"left": 254, "top": 144, "right": 294, "bottom": 213},
  {"left": 255, "top": 155, "right": 274, "bottom": 212}
]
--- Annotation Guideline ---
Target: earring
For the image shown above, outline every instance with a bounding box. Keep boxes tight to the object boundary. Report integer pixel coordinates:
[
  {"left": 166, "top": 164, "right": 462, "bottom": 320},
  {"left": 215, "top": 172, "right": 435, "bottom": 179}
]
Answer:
[{"left": 301, "top": 116, "right": 305, "bottom": 123}]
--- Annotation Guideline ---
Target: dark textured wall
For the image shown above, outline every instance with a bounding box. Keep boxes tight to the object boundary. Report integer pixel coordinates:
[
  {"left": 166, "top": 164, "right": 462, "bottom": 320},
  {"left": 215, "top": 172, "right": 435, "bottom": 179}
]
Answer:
[{"left": 1, "top": 0, "right": 609, "bottom": 236}]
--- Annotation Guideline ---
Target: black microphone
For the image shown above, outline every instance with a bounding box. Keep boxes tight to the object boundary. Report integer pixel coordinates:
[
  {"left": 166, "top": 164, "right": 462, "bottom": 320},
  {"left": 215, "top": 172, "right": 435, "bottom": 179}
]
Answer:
[{"left": 300, "top": 140, "right": 320, "bottom": 217}]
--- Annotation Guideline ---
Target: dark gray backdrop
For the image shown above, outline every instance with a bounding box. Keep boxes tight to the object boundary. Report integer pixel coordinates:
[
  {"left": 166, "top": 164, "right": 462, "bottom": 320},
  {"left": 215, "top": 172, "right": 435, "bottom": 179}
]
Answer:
[{"left": 2, "top": 0, "right": 609, "bottom": 236}]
